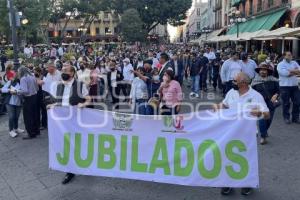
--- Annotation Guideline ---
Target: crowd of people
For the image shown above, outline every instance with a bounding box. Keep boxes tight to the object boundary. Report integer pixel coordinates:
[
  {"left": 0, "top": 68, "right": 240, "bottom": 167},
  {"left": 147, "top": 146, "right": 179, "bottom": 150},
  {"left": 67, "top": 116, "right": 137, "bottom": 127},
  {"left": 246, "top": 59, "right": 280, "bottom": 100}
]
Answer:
[{"left": 0, "top": 42, "right": 299, "bottom": 195}]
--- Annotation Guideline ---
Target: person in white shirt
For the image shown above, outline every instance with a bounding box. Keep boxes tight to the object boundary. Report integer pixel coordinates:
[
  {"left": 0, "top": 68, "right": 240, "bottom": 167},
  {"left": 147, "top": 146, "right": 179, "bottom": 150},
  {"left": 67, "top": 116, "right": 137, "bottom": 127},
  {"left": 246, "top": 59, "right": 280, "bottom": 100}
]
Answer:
[
  {"left": 129, "top": 67, "right": 148, "bottom": 114},
  {"left": 24, "top": 45, "right": 32, "bottom": 59},
  {"left": 47, "top": 63, "right": 91, "bottom": 185},
  {"left": 40, "top": 62, "right": 62, "bottom": 96},
  {"left": 121, "top": 58, "right": 134, "bottom": 101},
  {"left": 58, "top": 46, "right": 64, "bottom": 58},
  {"left": 77, "top": 61, "right": 91, "bottom": 86},
  {"left": 220, "top": 52, "right": 243, "bottom": 95},
  {"left": 148, "top": 50, "right": 159, "bottom": 68},
  {"left": 214, "top": 72, "right": 270, "bottom": 197},
  {"left": 277, "top": 51, "right": 300, "bottom": 124},
  {"left": 240, "top": 52, "right": 257, "bottom": 80}
]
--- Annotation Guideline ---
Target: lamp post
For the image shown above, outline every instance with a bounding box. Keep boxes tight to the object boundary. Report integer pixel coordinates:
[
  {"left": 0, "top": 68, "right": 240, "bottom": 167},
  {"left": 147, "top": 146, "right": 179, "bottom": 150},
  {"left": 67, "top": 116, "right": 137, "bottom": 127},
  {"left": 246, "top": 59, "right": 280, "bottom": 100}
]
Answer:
[
  {"left": 78, "top": 24, "right": 87, "bottom": 44},
  {"left": 7, "top": 0, "right": 20, "bottom": 70},
  {"left": 201, "top": 26, "right": 212, "bottom": 41},
  {"left": 229, "top": 10, "right": 246, "bottom": 39}
]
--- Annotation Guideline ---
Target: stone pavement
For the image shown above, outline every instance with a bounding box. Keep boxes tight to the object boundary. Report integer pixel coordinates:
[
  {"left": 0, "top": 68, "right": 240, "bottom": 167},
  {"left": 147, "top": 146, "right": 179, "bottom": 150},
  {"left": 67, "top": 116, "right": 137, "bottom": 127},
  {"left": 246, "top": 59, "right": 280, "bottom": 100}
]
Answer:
[{"left": 0, "top": 86, "right": 300, "bottom": 200}]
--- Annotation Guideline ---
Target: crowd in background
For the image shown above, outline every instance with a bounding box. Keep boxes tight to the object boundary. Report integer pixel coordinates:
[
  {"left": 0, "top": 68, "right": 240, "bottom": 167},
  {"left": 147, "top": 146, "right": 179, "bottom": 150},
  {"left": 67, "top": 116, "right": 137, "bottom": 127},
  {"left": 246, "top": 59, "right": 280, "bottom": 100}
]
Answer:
[{"left": 0, "top": 43, "right": 299, "bottom": 146}]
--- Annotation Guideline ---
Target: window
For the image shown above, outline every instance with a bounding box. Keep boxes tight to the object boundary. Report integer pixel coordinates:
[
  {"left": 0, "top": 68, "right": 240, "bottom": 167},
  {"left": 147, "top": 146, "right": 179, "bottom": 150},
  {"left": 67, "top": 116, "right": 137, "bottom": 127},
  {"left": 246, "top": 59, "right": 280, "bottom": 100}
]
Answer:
[
  {"left": 104, "top": 12, "right": 109, "bottom": 18},
  {"left": 105, "top": 27, "right": 111, "bottom": 34},
  {"left": 197, "top": 22, "right": 201, "bottom": 31},
  {"left": 197, "top": 8, "right": 201, "bottom": 16},
  {"left": 268, "top": 0, "right": 274, "bottom": 7},
  {"left": 282, "top": 0, "right": 288, "bottom": 3},
  {"left": 249, "top": 0, "right": 253, "bottom": 15},
  {"left": 257, "top": 0, "right": 262, "bottom": 12},
  {"left": 96, "top": 27, "right": 100, "bottom": 35}
]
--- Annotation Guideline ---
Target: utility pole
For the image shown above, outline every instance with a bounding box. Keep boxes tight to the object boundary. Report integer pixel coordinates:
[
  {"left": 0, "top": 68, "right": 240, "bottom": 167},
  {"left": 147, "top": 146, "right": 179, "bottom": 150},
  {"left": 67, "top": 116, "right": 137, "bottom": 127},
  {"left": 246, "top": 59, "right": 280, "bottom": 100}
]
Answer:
[{"left": 7, "top": 0, "right": 20, "bottom": 70}]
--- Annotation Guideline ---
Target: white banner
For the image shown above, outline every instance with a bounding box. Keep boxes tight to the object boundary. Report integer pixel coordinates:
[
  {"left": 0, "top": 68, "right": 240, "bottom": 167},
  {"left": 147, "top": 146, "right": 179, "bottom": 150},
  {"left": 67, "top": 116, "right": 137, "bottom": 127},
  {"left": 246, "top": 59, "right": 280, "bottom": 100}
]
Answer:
[{"left": 48, "top": 107, "right": 259, "bottom": 188}]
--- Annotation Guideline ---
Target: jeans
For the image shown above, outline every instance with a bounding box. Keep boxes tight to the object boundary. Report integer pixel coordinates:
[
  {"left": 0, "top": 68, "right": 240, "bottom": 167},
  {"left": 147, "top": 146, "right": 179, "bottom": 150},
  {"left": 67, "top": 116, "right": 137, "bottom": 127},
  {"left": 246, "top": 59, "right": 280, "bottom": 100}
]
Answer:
[
  {"left": 200, "top": 71, "right": 208, "bottom": 90},
  {"left": 280, "top": 86, "right": 300, "bottom": 121},
  {"left": 258, "top": 109, "right": 275, "bottom": 138},
  {"left": 191, "top": 75, "right": 200, "bottom": 94},
  {"left": 6, "top": 105, "right": 21, "bottom": 131},
  {"left": 134, "top": 99, "right": 147, "bottom": 115}
]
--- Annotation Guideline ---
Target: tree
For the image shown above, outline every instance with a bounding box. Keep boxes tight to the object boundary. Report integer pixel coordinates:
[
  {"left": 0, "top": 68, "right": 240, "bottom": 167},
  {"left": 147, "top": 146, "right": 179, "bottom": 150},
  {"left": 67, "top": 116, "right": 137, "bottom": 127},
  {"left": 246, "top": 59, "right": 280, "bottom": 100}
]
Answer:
[
  {"left": 120, "top": 9, "right": 147, "bottom": 42},
  {"left": 112, "top": 0, "right": 192, "bottom": 32},
  {"left": 77, "top": 0, "right": 111, "bottom": 43}
]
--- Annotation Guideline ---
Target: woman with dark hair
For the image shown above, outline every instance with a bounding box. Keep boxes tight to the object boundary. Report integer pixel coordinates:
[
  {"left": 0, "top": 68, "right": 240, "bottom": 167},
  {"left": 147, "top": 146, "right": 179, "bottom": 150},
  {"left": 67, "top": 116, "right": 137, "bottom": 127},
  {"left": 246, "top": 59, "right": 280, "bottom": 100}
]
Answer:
[
  {"left": 158, "top": 69, "right": 183, "bottom": 115},
  {"left": 1, "top": 73, "right": 24, "bottom": 138}
]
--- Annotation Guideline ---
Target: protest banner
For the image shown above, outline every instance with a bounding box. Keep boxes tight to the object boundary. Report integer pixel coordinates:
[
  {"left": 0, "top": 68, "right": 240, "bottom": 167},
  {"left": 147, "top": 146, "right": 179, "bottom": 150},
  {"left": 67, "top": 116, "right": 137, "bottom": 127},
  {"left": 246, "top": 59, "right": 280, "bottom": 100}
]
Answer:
[{"left": 48, "top": 107, "right": 258, "bottom": 188}]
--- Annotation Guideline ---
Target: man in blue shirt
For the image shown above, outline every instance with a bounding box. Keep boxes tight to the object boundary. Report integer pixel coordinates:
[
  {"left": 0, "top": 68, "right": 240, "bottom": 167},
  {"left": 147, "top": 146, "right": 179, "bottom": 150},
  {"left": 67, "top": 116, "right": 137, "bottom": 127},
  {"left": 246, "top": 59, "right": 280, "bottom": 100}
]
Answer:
[{"left": 277, "top": 51, "right": 300, "bottom": 124}]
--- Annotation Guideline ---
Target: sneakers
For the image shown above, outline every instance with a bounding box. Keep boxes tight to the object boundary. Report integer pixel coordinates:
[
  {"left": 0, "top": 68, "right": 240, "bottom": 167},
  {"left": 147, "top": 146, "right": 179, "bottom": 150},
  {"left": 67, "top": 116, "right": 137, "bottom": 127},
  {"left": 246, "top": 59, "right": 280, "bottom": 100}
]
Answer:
[
  {"left": 189, "top": 92, "right": 199, "bottom": 98},
  {"left": 241, "top": 188, "right": 252, "bottom": 196},
  {"left": 189, "top": 92, "right": 195, "bottom": 97},
  {"left": 9, "top": 131, "right": 18, "bottom": 138},
  {"left": 260, "top": 138, "right": 267, "bottom": 145},
  {"left": 14, "top": 128, "right": 25, "bottom": 134},
  {"left": 221, "top": 187, "right": 232, "bottom": 195},
  {"left": 221, "top": 187, "right": 252, "bottom": 196}
]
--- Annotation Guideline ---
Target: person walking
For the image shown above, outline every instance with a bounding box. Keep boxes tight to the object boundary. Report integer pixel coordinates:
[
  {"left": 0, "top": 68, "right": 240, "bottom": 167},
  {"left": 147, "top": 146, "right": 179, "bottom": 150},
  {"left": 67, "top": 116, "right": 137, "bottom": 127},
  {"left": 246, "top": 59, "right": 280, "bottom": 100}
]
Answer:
[
  {"left": 170, "top": 54, "right": 184, "bottom": 85},
  {"left": 189, "top": 53, "right": 201, "bottom": 98},
  {"left": 198, "top": 50, "right": 209, "bottom": 92},
  {"left": 252, "top": 63, "right": 280, "bottom": 144},
  {"left": 220, "top": 51, "right": 242, "bottom": 95},
  {"left": 277, "top": 51, "right": 300, "bottom": 124},
  {"left": 214, "top": 72, "right": 270, "bottom": 196},
  {"left": 240, "top": 52, "right": 257, "bottom": 80},
  {"left": 18, "top": 66, "right": 40, "bottom": 140}
]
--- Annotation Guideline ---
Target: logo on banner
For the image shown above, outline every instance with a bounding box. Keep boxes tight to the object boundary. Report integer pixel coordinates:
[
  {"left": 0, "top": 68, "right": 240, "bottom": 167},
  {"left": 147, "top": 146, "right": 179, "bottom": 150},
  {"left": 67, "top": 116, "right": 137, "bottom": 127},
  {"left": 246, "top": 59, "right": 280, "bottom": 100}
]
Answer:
[
  {"left": 162, "top": 115, "right": 186, "bottom": 133},
  {"left": 112, "top": 113, "right": 133, "bottom": 131}
]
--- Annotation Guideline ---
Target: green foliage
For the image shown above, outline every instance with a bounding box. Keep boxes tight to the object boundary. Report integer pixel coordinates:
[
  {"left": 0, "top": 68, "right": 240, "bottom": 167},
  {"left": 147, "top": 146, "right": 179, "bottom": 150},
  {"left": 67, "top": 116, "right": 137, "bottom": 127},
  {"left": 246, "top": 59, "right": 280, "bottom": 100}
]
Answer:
[
  {"left": 112, "top": 0, "right": 192, "bottom": 31},
  {"left": 120, "top": 9, "right": 147, "bottom": 42}
]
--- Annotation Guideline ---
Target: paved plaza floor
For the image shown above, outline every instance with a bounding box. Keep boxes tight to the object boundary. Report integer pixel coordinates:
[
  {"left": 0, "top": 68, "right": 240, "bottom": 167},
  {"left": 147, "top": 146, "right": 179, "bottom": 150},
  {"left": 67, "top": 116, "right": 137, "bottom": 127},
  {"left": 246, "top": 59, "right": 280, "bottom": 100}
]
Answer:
[{"left": 0, "top": 87, "right": 299, "bottom": 200}]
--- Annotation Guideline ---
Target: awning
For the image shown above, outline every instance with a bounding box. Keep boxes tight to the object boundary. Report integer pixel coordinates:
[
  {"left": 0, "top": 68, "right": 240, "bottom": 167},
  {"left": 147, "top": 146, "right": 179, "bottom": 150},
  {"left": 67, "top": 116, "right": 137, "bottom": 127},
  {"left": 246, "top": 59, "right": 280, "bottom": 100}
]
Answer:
[
  {"left": 227, "top": 8, "right": 287, "bottom": 35},
  {"left": 231, "top": 0, "right": 242, "bottom": 6},
  {"left": 206, "top": 28, "right": 226, "bottom": 41},
  {"left": 253, "top": 27, "right": 300, "bottom": 39}
]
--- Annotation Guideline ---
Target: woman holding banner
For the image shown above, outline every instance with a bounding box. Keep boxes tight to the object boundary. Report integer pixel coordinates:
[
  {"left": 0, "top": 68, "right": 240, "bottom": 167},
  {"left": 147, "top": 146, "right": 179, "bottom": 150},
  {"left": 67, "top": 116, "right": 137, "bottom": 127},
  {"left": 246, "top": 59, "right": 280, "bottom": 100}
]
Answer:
[{"left": 158, "top": 69, "right": 183, "bottom": 115}]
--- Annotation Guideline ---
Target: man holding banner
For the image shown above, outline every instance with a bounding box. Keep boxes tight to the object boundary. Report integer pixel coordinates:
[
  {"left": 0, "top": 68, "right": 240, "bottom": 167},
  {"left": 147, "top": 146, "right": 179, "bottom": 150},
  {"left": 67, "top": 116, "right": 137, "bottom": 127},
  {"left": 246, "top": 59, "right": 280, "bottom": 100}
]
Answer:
[
  {"left": 47, "top": 63, "right": 91, "bottom": 184},
  {"left": 214, "top": 72, "right": 270, "bottom": 196}
]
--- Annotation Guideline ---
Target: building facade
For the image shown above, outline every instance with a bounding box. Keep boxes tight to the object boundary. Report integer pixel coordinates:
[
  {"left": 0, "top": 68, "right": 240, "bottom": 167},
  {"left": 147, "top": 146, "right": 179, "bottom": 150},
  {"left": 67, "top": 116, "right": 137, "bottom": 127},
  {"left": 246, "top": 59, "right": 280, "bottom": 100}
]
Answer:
[
  {"left": 48, "top": 11, "right": 120, "bottom": 42},
  {"left": 184, "top": 0, "right": 208, "bottom": 42}
]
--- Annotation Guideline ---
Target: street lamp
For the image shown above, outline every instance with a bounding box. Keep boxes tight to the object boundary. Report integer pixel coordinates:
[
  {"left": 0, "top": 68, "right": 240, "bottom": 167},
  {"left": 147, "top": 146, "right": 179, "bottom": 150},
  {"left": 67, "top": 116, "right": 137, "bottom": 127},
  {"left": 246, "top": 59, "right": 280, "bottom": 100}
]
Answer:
[
  {"left": 229, "top": 10, "right": 246, "bottom": 38},
  {"left": 21, "top": 18, "right": 28, "bottom": 25},
  {"left": 201, "top": 26, "right": 212, "bottom": 41}
]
